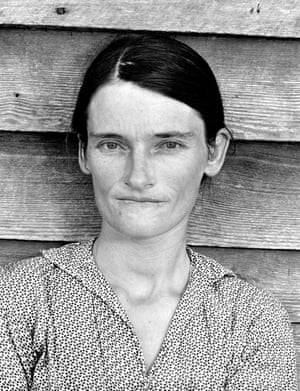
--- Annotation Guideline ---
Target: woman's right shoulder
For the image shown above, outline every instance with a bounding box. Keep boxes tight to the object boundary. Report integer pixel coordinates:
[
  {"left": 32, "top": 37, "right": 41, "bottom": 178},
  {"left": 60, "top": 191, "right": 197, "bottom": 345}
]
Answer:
[
  {"left": 0, "top": 253, "right": 61, "bottom": 374},
  {"left": 0, "top": 254, "right": 54, "bottom": 316},
  {"left": 0, "top": 240, "right": 92, "bottom": 316},
  {"left": 0, "top": 241, "right": 92, "bottom": 354},
  {"left": 1, "top": 253, "right": 53, "bottom": 287}
]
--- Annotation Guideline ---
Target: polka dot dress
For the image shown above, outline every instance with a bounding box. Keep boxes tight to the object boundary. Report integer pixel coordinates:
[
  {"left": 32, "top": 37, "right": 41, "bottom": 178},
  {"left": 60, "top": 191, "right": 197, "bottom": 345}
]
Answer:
[{"left": 0, "top": 240, "right": 297, "bottom": 390}]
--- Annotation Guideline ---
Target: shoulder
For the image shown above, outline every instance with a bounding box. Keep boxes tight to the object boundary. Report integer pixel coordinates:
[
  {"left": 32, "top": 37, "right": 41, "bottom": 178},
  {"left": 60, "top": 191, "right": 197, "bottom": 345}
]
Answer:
[
  {"left": 0, "top": 241, "right": 90, "bottom": 320},
  {"left": 0, "top": 240, "right": 92, "bottom": 284},
  {"left": 188, "top": 248, "right": 290, "bottom": 326},
  {"left": 0, "top": 254, "right": 54, "bottom": 340},
  {"left": 0, "top": 252, "right": 55, "bottom": 327},
  {"left": 189, "top": 252, "right": 297, "bottom": 387},
  {"left": 0, "top": 240, "right": 94, "bottom": 356},
  {"left": 189, "top": 248, "right": 296, "bottom": 371},
  {"left": 0, "top": 254, "right": 52, "bottom": 302}
]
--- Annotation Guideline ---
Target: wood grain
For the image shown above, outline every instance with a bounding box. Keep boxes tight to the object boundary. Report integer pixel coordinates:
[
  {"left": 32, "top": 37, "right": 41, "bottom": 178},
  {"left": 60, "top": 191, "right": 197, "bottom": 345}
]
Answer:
[
  {"left": 0, "top": 240, "right": 64, "bottom": 264},
  {"left": 189, "top": 141, "right": 300, "bottom": 249},
  {"left": 0, "top": 0, "right": 299, "bottom": 38},
  {"left": 0, "top": 132, "right": 299, "bottom": 249},
  {"left": 0, "top": 29, "right": 299, "bottom": 141}
]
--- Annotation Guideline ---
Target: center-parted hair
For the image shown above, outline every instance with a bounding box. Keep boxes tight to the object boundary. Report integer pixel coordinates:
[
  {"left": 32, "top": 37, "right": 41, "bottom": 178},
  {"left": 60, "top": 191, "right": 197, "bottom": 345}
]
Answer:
[{"left": 72, "top": 34, "right": 226, "bottom": 150}]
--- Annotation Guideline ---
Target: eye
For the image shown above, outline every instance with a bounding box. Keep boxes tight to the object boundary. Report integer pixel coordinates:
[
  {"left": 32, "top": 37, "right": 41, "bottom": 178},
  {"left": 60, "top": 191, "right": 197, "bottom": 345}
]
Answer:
[
  {"left": 98, "top": 141, "right": 123, "bottom": 152},
  {"left": 160, "top": 141, "right": 183, "bottom": 150},
  {"left": 104, "top": 142, "right": 119, "bottom": 150}
]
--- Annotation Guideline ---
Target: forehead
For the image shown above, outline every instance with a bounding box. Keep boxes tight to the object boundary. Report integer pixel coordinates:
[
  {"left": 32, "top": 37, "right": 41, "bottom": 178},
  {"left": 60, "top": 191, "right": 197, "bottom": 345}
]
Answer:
[{"left": 87, "top": 81, "right": 205, "bottom": 138}]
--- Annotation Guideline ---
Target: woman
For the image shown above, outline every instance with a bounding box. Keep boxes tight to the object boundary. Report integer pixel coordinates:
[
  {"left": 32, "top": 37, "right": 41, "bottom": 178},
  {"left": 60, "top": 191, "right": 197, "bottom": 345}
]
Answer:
[{"left": 0, "top": 34, "right": 297, "bottom": 390}]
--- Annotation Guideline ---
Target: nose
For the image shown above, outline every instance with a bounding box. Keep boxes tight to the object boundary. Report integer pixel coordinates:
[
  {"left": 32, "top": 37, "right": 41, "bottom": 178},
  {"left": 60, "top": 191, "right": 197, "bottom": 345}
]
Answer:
[{"left": 124, "top": 148, "right": 155, "bottom": 190}]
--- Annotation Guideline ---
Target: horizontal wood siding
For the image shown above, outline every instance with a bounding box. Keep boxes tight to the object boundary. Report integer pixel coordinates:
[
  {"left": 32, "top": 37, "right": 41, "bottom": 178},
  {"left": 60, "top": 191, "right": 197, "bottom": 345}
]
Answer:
[
  {"left": 1, "top": 132, "right": 299, "bottom": 248},
  {"left": 0, "top": 1, "right": 299, "bottom": 38},
  {"left": 0, "top": 29, "right": 299, "bottom": 141},
  {"left": 0, "top": 240, "right": 65, "bottom": 264}
]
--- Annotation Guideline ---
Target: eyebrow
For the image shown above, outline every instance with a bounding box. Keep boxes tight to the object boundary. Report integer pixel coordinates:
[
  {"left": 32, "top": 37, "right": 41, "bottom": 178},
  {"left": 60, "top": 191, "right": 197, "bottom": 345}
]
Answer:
[
  {"left": 154, "top": 131, "right": 195, "bottom": 139},
  {"left": 89, "top": 133, "right": 124, "bottom": 140},
  {"left": 89, "top": 131, "right": 195, "bottom": 140}
]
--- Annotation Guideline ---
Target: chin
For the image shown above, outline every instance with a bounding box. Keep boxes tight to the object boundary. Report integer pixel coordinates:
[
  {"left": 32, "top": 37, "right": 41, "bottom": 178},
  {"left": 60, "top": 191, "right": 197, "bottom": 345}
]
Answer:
[
  {"left": 99, "top": 203, "right": 188, "bottom": 240},
  {"left": 113, "top": 218, "right": 172, "bottom": 240}
]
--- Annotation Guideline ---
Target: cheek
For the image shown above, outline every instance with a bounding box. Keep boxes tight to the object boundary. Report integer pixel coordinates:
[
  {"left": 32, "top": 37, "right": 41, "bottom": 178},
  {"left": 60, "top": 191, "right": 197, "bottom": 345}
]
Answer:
[
  {"left": 88, "top": 157, "right": 123, "bottom": 195},
  {"left": 164, "top": 154, "right": 206, "bottom": 195}
]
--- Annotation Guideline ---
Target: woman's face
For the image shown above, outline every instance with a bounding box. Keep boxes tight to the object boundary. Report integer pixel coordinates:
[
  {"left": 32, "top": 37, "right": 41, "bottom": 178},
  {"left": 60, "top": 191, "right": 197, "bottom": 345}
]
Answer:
[{"left": 80, "top": 81, "right": 216, "bottom": 240}]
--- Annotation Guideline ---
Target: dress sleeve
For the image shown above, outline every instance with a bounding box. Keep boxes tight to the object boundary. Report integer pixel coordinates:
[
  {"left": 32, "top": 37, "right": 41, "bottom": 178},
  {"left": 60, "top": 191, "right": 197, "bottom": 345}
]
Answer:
[
  {"left": 0, "top": 258, "right": 49, "bottom": 390},
  {"left": 225, "top": 295, "right": 298, "bottom": 390},
  {"left": 0, "top": 309, "right": 30, "bottom": 390}
]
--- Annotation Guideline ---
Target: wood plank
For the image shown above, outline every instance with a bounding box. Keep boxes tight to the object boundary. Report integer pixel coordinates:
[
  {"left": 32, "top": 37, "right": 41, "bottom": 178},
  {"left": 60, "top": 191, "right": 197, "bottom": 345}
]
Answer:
[
  {"left": 188, "top": 141, "right": 300, "bottom": 249},
  {"left": 0, "top": 240, "right": 64, "bottom": 264},
  {"left": 0, "top": 0, "right": 299, "bottom": 38},
  {"left": 0, "top": 132, "right": 299, "bottom": 249},
  {"left": 0, "top": 29, "right": 299, "bottom": 141},
  {"left": 1, "top": 240, "right": 300, "bottom": 321}
]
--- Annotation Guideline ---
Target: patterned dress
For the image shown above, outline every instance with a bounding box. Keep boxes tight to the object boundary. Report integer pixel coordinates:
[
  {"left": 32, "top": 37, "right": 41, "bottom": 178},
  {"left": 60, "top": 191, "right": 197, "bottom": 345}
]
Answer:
[{"left": 0, "top": 240, "right": 297, "bottom": 390}]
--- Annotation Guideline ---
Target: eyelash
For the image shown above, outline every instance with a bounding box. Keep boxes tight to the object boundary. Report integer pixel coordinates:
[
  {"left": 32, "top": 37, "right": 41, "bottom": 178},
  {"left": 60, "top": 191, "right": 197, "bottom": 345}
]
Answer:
[
  {"left": 159, "top": 141, "right": 183, "bottom": 150},
  {"left": 97, "top": 141, "right": 124, "bottom": 151}
]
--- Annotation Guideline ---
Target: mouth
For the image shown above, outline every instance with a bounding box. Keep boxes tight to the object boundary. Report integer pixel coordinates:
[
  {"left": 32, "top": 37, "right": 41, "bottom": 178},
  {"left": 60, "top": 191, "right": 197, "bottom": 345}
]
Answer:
[{"left": 117, "top": 197, "right": 164, "bottom": 203}]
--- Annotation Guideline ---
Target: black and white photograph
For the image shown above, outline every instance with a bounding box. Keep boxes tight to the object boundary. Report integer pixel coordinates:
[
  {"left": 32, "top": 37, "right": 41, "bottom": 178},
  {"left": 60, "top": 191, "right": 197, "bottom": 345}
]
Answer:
[{"left": 0, "top": 1, "right": 299, "bottom": 389}]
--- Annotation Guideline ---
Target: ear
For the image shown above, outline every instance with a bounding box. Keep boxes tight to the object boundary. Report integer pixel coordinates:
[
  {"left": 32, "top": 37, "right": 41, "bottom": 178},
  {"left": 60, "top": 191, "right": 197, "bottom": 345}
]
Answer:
[
  {"left": 78, "top": 141, "right": 91, "bottom": 175},
  {"left": 204, "top": 128, "right": 230, "bottom": 177}
]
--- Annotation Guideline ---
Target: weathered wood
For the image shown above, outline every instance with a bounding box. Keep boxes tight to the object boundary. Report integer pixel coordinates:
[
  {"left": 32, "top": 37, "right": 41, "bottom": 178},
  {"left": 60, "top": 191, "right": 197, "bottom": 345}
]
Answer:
[
  {"left": 1, "top": 240, "right": 300, "bottom": 321},
  {"left": 0, "top": 240, "right": 64, "bottom": 264},
  {"left": 0, "top": 0, "right": 299, "bottom": 38},
  {"left": 0, "top": 29, "right": 299, "bottom": 141},
  {"left": 0, "top": 132, "right": 299, "bottom": 249},
  {"left": 188, "top": 141, "right": 300, "bottom": 249}
]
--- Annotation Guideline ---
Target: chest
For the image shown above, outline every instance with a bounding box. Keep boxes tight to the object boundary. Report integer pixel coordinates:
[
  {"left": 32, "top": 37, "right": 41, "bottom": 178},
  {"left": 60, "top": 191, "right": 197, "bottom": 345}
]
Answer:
[
  {"left": 45, "top": 277, "right": 233, "bottom": 389},
  {"left": 47, "top": 297, "right": 230, "bottom": 390},
  {"left": 124, "top": 298, "right": 180, "bottom": 372}
]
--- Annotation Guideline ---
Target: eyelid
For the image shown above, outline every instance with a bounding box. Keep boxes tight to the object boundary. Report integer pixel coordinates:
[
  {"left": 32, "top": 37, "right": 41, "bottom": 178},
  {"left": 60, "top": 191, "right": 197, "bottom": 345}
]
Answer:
[
  {"left": 97, "top": 139, "right": 127, "bottom": 151},
  {"left": 158, "top": 139, "right": 185, "bottom": 148},
  {"left": 95, "top": 137, "right": 186, "bottom": 152}
]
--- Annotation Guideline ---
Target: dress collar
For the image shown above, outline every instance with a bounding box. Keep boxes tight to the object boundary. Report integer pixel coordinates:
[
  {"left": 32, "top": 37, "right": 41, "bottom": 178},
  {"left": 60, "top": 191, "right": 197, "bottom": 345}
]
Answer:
[
  {"left": 43, "top": 239, "right": 129, "bottom": 321},
  {"left": 42, "top": 240, "right": 235, "bottom": 320}
]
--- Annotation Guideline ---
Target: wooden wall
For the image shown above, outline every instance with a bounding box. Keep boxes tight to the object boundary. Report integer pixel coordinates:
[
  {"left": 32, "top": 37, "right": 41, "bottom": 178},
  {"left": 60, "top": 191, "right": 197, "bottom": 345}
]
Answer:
[{"left": 0, "top": 0, "right": 299, "bottom": 380}]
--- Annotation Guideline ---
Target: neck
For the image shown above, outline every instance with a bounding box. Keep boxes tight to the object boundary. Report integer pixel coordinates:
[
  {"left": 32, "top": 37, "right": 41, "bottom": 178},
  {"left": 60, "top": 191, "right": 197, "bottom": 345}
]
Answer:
[{"left": 93, "top": 222, "right": 190, "bottom": 301}]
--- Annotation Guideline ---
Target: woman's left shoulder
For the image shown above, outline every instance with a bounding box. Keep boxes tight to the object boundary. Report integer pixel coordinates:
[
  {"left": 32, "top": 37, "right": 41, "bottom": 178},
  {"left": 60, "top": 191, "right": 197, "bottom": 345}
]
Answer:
[
  {"left": 189, "top": 248, "right": 290, "bottom": 323},
  {"left": 223, "top": 272, "right": 290, "bottom": 325}
]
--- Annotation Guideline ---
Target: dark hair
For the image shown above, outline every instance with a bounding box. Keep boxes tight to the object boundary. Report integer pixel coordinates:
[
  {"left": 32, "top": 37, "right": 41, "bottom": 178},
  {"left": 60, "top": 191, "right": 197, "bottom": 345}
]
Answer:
[{"left": 72, "top": 34, "right": 226, "bottom": 150}]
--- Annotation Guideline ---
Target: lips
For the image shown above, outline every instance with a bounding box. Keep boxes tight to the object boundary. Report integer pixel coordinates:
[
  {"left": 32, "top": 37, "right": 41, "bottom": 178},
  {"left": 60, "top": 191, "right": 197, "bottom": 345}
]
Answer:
[
  {"left": 118, "top": 198, "right": 162, "bottom": 203},
  {"left": 116, "top": 196, "right": 165, "bottom": 203}
]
